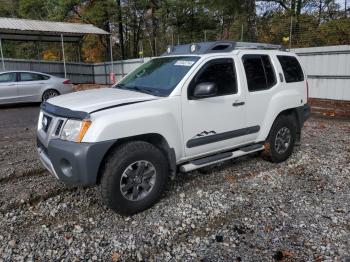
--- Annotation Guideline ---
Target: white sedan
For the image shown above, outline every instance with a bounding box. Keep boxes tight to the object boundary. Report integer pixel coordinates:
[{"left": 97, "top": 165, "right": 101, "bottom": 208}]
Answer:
[{"left": 0, "top": 71, "right": 74, "bottom": 105}]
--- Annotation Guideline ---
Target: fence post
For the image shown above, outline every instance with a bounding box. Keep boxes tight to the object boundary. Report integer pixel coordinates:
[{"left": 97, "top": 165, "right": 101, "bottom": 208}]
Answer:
[
  {"left": 104, "top": 63, "right": 108, "bottom": 85},
  {"left": 92, "top": 64, "right": 95, "bottom": 84},
  {"left": 61, "top": 34, "right": 67, "bottom": 78},
  {"left": 0, "top": 37, "right": 5, "bottom": 71}
]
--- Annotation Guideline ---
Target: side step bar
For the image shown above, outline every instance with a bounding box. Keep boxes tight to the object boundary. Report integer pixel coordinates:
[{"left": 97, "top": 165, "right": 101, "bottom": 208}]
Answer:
[{"left": 179, "top": 143, "right": 264, "bottom": 173}]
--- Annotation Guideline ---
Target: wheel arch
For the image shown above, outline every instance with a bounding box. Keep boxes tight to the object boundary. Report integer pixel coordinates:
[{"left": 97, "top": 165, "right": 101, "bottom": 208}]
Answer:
[
  {"left": 267, "top": 107, "right": 301, "bottom": 141},
  {"left": 96, "top": 133, "right": 176, "bottom": 185}
]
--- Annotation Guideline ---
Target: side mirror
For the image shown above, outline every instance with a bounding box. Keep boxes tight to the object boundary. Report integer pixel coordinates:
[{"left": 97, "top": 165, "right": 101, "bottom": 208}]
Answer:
[{"left": 193, "top": 82, "right": 217, "bottom": 99}]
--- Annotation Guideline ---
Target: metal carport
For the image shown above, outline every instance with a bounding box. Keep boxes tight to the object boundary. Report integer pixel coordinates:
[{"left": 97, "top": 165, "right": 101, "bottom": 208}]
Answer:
[{"left": 0, "top": 17, "right": 111, "bottom": 78}]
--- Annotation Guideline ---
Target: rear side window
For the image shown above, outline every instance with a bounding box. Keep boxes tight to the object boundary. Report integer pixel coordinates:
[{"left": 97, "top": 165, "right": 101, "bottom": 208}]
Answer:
[
  {"left": 19, "top": 73, "right": 49, "bottom": 81},
  {"left": 189, "top": 58, "right": 237, "bottom": 98},
  {"left": 277, "top": 55, "right": 304, "bottom": 83},
  {"left": 0, "top": 73, "right": 16, "bottom": 83},
  {"left": 242, "top": 55, "right": 276, "bottom": 92}
]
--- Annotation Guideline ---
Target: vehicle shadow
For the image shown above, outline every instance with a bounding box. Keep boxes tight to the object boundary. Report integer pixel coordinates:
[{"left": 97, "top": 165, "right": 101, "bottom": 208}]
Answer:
[{"left": 0, "top": 102, "right": 41, "bottom": 109}]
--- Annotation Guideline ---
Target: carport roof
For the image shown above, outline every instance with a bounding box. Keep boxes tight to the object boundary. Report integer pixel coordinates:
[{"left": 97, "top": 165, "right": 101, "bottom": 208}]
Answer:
[{"left": 0, "top": 17, "right": 110, "bottom": 42}]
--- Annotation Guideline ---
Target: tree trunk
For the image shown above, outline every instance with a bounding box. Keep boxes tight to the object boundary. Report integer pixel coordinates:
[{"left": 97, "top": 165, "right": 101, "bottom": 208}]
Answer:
[
  {"left": 318, "top": 0, "right": 322, "bottom": 25},
  {"left": 245, "top": 0, "right": 257, "bottom": 42},
  {"left": 117, "top": 0, "right": 125, "bottom": 60},
  {"left": 151, "top": 5, "right": 157, "bottom": 56},
  {"left": 294, "top": 0, "right": 302, "bottom": 42}
]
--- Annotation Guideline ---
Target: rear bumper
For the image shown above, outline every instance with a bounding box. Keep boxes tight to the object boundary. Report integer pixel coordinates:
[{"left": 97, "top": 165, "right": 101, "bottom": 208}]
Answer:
[{"left": 37, "top": 137, "right": 115, "bottom": 186}]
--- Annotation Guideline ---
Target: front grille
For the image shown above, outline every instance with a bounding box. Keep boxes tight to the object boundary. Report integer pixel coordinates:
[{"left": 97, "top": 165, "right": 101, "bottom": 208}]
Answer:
[{"left": 55, "top": 120, "right": 64, "bottom": 136}]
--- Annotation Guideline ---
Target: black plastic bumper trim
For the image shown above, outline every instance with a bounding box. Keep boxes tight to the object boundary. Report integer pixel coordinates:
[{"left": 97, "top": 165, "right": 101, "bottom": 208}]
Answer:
[{"left": 39, "top": 138, "right": 115, "bottom": 186}]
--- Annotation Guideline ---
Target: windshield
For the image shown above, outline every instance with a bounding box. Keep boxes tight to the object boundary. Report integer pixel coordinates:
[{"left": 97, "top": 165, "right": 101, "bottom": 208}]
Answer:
[{"left": 115, "top": 56, "right": 200, "bottom": 96}]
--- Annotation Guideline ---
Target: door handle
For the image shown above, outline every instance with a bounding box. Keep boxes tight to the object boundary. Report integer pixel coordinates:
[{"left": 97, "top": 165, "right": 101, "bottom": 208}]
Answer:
[{"left": 232, "top": 102, "right": 245, "bottom": 107}]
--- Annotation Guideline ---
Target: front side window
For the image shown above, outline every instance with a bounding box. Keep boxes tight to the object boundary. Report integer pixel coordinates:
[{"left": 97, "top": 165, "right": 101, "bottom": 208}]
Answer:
[
  {"left": 188, "top": 58, "right": 237, "bottom": 98},
  {"left": 116, "top": 56, "right": 200, "bottom": 97},
  {"left": 242, "top": 54, "right": 277, "bottom": 92},
  {"left": 0, "top": 73, "right": 16, "bottom": 83},
  {"left": 277, "top": 55, "right": 304, "bottom": 83}
]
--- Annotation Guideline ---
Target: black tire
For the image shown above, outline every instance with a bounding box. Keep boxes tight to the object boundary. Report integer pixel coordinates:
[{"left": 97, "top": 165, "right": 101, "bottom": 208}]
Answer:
[
  {"left": 100, "top": 141, "right": 169, "bottom": 215},
  {"left": 42, "top": 89, "right": 59, "bottom": 102},
  {"left": 262, "top": 115, "right": 297, "bottom": 163}
]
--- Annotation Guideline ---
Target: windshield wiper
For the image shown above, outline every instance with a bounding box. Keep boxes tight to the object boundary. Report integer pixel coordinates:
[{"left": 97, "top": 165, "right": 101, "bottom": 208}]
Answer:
[{"left": 114, "top": 83, "right": 125, "bottom": 88}]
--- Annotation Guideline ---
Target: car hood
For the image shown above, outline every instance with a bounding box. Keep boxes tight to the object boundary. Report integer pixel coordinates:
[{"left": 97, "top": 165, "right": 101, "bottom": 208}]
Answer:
[{"left": 47, "top": 88, "right": 158, "bottom": 113}]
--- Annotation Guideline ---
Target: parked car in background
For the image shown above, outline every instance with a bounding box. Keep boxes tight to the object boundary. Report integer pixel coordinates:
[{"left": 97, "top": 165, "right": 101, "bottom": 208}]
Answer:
[{"left": 0, "top": 71, "right": 73, "bottom": 105}]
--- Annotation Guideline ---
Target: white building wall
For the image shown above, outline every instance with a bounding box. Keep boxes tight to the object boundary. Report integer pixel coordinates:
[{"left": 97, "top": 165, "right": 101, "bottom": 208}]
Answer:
[{"left": 292, "top": 45, "right": 350, "bottom": 101}]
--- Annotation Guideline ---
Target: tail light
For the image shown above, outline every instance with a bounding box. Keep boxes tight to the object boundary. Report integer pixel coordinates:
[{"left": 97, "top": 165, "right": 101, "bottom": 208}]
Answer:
[
  {"left": 306, "top": 80, "right": 309, "bottom": 102},
  {"left": 63, "top": 79, "right": 72, "bottom": 85}
]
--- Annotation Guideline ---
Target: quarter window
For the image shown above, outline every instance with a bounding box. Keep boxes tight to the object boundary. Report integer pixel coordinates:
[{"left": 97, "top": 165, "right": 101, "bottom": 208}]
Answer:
[
  {"left": 0, "top": 73, "right": 16, "bottom": 83},
  {"left": 277, "top": 55, "right": 304, "bottom": 83},
  {"left": 189, "top": 58, "right": 237, "bottom": 98},
  {"left": 242, "top": 55, "right": 277, "bottom": 92}
]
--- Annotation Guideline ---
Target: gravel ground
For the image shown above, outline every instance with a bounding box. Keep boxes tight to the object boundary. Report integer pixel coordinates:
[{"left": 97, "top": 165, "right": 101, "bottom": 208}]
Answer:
[{"left": 0, "top": 106, "right": 349, "bottom": 261}]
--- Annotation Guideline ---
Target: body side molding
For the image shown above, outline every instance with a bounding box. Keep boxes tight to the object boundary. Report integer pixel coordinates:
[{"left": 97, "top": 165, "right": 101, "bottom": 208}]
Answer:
[{"left": 186, "top": 125, "right": 260, "bottom": 148}]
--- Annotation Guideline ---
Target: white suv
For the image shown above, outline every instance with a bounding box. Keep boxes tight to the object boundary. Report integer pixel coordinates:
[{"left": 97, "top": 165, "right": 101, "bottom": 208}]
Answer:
[{"left": 37, "top": 41, "right": 310, "bottom": 215}]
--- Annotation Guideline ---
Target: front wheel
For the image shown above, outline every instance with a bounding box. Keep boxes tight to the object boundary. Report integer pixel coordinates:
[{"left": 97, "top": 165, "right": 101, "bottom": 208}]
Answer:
[
  {"left": 100, "top": 141, "right": 169, "bottom": 215},
  {"left": 262, "top": 115, "right": 297, "bottom": 163}
]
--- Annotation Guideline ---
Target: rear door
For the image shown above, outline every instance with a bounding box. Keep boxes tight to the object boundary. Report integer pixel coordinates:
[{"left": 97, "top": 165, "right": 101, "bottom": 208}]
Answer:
[
  {"left": 277, "top": 55, "right": 306, "bottom": 103},
  {"left": 240, "top": 53, "right": 279, "bottom": 140},
  {"left": 0, "top": 72, "right": 18, "bottom": 104},
  {"left": 17, "top": 72, "right": 48, "bottom": 102}
]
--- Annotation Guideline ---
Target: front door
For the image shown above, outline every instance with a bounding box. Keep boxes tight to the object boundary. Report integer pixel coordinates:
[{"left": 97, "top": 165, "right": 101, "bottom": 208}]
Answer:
[
  {"left": 0, "top": 72, "right": 18, "bottom": 104},
  {"left": 182, "top": 57, "right": 253, "bottom": 158}
]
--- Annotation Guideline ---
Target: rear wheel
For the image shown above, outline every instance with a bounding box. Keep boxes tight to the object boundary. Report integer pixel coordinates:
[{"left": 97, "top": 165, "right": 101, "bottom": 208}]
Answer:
[
  {"left": 42, "top": 89, "right": 59, "bottom": 101},
  {"left": 262, "top": 115, "right": 297, "bottom": 163},
  {"left": 100, "top": 141, "right": 169, "bottom": 215}
]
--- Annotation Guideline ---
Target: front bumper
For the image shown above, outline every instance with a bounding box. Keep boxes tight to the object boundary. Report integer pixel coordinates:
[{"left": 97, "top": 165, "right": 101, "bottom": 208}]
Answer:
[{"left": 37, "top": 137, "right": 115, "bottom": 186}]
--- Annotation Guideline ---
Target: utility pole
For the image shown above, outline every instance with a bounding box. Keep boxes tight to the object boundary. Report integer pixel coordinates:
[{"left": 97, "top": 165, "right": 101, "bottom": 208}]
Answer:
[{"left": 241, "top": 24, "right": 244, "bottom": 41}]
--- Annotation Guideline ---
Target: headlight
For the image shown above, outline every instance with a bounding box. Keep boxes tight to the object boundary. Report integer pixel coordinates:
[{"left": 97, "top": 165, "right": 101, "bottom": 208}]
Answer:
[
  {"left": 38, "top": 111, "right": 43, "bottom": 131},
  {"left": 60, "top": 119, "right": 91, "bottom": 142}
]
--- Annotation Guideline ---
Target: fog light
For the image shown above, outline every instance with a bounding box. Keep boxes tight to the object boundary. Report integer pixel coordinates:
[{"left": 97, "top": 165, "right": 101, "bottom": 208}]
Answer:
[{"left": 60, "top": 159, "right": 73, "bottom": 177}]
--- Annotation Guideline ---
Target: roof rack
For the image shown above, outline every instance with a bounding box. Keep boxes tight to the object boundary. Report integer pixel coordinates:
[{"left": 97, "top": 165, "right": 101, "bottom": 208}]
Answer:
[{"left": 161, "top": 41, "right": 286, "bottom": 56}]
